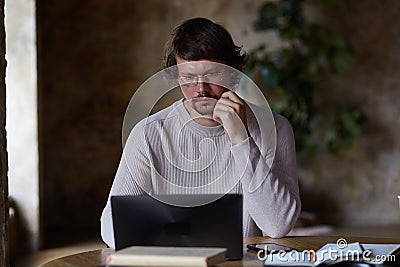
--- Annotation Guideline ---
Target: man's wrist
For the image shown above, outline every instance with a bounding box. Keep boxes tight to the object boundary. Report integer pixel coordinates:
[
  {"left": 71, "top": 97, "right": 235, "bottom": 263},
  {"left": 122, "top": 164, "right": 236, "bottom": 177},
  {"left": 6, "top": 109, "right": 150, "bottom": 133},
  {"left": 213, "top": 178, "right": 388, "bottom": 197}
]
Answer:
[
  {"left": 231, "top": 135, "right": 250, "bottom": 147},
  {"left": 230, "top": 129, "right": 249, "bottom": 145}
]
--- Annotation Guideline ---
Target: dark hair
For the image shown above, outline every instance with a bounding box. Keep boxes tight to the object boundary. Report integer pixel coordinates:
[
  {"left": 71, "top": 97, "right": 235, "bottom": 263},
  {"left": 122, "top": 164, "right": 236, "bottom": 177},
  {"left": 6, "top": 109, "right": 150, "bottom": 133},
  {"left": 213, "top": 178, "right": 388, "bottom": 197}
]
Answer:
[{"left": 163, "top": 17, "right": 247, "bottom": 71}]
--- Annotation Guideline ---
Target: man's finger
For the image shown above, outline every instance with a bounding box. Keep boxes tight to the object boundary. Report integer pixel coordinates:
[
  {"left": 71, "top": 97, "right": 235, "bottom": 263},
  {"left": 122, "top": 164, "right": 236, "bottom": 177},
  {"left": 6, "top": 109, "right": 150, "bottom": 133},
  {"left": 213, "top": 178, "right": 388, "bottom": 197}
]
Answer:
[
  {"left": 221, "top": 91, "right": 243, "bottom": 104},
  {"left": 217, "top": 98, "right": 241, "bottom": 112}
]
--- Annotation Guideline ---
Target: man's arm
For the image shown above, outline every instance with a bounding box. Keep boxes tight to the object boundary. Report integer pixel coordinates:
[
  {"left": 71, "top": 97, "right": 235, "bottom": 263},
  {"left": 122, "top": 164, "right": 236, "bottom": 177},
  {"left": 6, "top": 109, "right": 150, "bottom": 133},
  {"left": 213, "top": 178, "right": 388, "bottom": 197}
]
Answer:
[
  {"left": 212, "top": 90, "right": 300, "bottom": 237},
  {"left": 100, "top": 120, "right": 150, "bottom": 248},
  {"left": 233, "top": 114, "right": 301, "bottom": 237}
]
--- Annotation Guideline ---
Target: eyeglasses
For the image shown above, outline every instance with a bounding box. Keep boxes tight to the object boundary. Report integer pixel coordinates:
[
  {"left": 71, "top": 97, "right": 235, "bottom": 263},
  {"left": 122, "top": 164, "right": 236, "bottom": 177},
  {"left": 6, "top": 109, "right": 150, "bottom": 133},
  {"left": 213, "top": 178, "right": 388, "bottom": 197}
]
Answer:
[{"left": 178, "top": 72, "right": 224, "bottom": 87}]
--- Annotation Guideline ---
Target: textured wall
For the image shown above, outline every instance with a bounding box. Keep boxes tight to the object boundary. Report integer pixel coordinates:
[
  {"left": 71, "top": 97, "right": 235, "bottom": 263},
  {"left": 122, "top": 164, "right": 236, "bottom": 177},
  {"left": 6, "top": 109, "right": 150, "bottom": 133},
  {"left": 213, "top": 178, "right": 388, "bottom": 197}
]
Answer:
[
  {"left": 37, "top": 0, "right": 400, "bottom": 247},
  {"left": 299, "top": 0, "right": 400, "bottom": 226}
]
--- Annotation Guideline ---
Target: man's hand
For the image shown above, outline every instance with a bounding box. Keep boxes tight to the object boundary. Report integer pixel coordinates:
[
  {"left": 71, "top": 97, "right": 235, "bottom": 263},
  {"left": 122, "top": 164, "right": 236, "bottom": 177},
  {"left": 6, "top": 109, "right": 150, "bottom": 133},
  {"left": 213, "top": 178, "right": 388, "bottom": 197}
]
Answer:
[{"left": 213, "top": 91, "right": 249, "bottom": 145}]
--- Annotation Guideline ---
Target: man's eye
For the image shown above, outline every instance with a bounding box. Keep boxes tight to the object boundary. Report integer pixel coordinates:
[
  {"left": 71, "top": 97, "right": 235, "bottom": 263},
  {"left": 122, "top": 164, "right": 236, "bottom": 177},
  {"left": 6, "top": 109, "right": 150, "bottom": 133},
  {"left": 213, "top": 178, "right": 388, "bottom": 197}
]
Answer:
[
  {"left": 205, "top": 72, "right": 222, "bottom": 80},
  {"left": 206, "top": 72, "right": 218, "bottom": 76},
  {"left": 182, "top": 76, "right": 195, "bottom": 80}
]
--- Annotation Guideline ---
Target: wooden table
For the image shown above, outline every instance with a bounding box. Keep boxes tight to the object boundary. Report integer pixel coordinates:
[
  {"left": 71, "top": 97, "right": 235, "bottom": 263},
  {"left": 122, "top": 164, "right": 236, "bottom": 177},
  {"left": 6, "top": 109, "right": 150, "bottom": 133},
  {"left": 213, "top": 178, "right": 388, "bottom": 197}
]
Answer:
[{"left": 41, "top": 236, "right": 400, "bottom": 267}]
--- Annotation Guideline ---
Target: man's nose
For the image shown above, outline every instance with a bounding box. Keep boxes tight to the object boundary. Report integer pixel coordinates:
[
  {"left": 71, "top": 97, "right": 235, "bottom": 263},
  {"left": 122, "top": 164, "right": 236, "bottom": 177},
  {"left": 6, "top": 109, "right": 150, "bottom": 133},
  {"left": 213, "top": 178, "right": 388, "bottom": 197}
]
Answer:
[
  {"left": 197, "top": 81, "right": 204, "bottom": 93},
  {"left": 196, "top": 78, "right": 209, "bottom": 93}
]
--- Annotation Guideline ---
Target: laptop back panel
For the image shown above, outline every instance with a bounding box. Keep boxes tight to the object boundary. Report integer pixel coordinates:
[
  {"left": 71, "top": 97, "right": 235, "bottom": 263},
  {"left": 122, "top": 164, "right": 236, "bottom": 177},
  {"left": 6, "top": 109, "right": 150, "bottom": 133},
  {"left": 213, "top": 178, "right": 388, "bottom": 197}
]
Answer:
[{"left": 111, "top": 194, "right": 243, "bottom": 259}]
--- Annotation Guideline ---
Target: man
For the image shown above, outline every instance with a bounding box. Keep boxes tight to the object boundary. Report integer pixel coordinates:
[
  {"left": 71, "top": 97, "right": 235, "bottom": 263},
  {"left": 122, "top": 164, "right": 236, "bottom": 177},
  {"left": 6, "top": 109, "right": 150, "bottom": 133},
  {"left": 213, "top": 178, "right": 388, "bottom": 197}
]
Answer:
[{"left": 100, "top": 17, "right": 301, "bottom": 248}]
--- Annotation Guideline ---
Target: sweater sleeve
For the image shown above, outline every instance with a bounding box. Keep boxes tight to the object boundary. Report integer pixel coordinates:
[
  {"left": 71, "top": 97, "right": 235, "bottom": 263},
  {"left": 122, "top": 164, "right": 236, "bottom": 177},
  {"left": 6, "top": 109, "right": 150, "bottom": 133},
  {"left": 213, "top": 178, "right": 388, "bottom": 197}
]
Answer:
[
  {"left": 100, "top": 120, "right": 151, "bottom": 248},
  {"left": 231, "top": 114, "right": 301, "bottom": 238}
]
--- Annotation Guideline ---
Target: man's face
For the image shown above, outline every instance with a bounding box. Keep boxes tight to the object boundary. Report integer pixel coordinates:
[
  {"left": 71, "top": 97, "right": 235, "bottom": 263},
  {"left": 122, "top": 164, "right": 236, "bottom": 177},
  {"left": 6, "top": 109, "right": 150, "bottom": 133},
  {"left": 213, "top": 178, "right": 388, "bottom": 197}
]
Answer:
[{"left": 176, "top": 57, "right": 228, "bottom": 116}]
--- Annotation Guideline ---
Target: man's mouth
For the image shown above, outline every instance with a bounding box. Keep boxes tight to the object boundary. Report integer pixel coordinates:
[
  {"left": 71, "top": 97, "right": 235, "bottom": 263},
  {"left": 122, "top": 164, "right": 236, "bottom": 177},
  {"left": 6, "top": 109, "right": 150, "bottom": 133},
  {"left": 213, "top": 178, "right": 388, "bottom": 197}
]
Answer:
[
  {"left": 189, "top": 97, "right": 218, "bottom": 116},
  {"left": 193, "top": 97, "right": 217, "bottom": 108},
  {"left": 193, "top": 96, "right": 217, "bottom": 103},
  {"left": 194, "top": 97, "right": 211, "bottom": 103}
]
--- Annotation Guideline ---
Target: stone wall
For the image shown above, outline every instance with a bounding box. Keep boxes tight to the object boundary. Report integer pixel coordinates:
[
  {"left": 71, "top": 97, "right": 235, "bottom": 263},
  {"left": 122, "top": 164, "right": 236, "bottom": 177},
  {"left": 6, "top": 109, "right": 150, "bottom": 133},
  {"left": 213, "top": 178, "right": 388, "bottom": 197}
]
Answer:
[{"left": 36, "top": 0, "right": 400, "bottom": 247}]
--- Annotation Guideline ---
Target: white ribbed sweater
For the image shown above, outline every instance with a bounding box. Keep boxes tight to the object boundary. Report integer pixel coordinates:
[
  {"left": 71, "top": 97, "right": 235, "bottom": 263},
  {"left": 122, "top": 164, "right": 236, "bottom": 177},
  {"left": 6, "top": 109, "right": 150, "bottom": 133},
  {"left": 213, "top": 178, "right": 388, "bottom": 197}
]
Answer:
[{"left": 100, "top": 100, "right": 301, "bottom": 248}]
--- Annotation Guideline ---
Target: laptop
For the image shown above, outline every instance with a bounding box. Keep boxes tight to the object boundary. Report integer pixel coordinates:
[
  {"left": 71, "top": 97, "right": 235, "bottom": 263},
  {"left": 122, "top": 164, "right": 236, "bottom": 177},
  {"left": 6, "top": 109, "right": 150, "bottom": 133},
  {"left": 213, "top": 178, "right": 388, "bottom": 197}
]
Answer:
[{"left": 111, "top": 194, "right": 243, "bottom": 259}]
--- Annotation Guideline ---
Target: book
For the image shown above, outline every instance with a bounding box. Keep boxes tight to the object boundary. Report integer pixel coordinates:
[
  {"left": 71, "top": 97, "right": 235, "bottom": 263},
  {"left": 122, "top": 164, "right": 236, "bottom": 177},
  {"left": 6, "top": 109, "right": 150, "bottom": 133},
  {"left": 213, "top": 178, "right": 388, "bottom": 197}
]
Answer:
[
  {"left": 263, "top": 242, "right": 400, "bottom": 266},
  {"left": 106, "top": 246, "right": 227, "bottom": 267}
]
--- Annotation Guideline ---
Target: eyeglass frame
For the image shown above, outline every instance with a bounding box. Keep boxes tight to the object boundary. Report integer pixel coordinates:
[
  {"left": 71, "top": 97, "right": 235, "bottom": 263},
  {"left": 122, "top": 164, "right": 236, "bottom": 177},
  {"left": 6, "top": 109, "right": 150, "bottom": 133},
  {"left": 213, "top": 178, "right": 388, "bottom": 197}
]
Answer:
[{"left": 177, "top": 71, "right": 225, "bottom": 87}]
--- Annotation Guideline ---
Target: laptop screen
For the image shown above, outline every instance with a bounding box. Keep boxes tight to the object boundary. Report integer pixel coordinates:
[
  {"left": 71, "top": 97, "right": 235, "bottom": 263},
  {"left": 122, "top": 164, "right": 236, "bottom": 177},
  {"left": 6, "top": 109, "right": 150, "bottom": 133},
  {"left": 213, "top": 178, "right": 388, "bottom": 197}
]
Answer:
[{"left": 111, "top": 194, "right": 243, "bottom": 259}]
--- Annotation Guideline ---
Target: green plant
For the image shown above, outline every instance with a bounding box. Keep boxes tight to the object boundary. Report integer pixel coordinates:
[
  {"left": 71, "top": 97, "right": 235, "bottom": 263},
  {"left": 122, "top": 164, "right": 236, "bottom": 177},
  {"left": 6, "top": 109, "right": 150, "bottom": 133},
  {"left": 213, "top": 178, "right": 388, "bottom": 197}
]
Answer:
[{"left": 246, "top": 0, "right": 361, "bottom": 153}]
